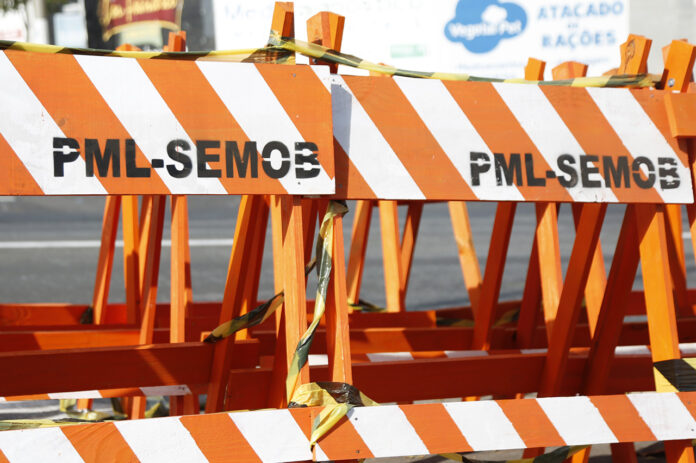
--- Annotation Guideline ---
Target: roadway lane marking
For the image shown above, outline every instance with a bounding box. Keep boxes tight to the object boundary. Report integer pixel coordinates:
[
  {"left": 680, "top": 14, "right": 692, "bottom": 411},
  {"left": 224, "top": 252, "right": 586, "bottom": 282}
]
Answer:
[{"left": 0, "top": 239, "right": 233, "bottom": 249}]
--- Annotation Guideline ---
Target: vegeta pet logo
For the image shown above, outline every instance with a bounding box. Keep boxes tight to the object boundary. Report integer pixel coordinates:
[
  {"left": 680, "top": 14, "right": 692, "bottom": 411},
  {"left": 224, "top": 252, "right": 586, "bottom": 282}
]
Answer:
[{"left": 445, "top": 0, "right": 527, "bottom": 53}]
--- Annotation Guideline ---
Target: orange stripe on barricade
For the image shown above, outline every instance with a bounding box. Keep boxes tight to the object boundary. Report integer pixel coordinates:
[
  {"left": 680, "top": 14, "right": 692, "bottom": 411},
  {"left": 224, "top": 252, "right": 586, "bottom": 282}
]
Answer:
[
  {"left": 62, "top": 422, "right": 138, "bottom": 462},
  {"left": 333, "top": 140, "right": 375, "bottom": 199},
  {"left": 590, "top": 394, "right": 657, "bottom": 443},
  {"left": 400, "top": 402, "right": 474, "bottom": 454},
  {"left": 314, "top": 415, "right": 376, "bottom": 460},
  {"left": 498, "top": 398, "right": 565, "bottom": 448},
  {"left": 180, "top": 413, "right": 262, "bottom": 463}
]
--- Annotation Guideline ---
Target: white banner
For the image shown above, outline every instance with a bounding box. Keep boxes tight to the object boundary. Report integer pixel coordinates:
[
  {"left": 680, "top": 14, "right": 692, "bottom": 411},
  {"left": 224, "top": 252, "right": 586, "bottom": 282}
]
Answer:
[
  {"left": 213, "top": 0, "right": 628, "bottom": 78},
  {"left": 0, "top": 8, "right": 26, "bottom": 42}
]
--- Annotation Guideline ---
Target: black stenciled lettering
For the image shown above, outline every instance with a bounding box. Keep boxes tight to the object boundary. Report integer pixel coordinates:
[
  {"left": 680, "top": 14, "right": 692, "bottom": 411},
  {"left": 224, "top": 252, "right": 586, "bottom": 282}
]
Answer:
[
  {"left": 524, "top": 153, "right": 545, "bottom": 186},
  {"left": 225, "top": 141, "right": 258, "bottom": 178},
  {"left": 125, "top": 139, "right": 150, "bottom": 178},
  {"left": 658, "top": 157, "right": 680, "bottom": 190},
  {"left": 52, "top": 137, "right": 80, "bottom": 177},
  {"left": 196, "top": 140, "right": 222, "bottom": 178},
  {"left": 166, "top": 139, "right": 193, "bottom": 178},
  {"left": 632, "top": 156, "right": 655, "bottom": 189},
  {"left": 603, "top": 156, "right": 630, "bottom": 188},
  {"left": 557, "top": 154, "right": 578, "bottom": 188},
  {"left": 579, "top": 155, "right": 601, "bottom": 188},
  {"left": 494, "top": 153, "right": 522, "bottom": 186},
  {"left": 262, "top": 141, "right": 291, "bottom": 179},
  {"left": 85, "top": 139, "right": 120, "bottom": 177},
  {"left": 295, "top": 142, "right": 321, "bottom": 179},
  {"left": 469, "top": 151, "right": 490, "bottom": 186}
]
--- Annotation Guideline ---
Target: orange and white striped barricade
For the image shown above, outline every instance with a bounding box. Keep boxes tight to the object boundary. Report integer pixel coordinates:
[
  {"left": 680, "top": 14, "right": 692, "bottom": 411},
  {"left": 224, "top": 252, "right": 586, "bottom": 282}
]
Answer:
[
  {"left": 220, "top": 38, "right": 696, "bottom": 463},
  {"left": 0, "top": 17, "right": 339, "bottom": 412},
  {"left": 3, "top": 391, "right": 696, "bottom": 462},
  {"left": 3, "top": 7, "right": 696, "bottom": 461}
]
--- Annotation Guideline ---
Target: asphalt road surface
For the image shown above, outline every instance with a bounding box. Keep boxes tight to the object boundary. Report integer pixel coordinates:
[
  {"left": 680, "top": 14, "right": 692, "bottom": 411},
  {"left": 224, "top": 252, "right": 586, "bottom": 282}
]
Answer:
[{"left": 0, "top": 196, "right": 694, "bottom": 309}]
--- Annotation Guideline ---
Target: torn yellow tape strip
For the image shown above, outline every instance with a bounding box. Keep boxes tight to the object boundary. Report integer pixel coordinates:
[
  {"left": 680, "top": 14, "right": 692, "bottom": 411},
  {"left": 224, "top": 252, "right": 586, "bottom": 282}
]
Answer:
[
  {"left": 0, "top": 397, "right": 167, "bottom": 430},
  {"left": 0, "top": 419, "right": 88, "bottom": 431},
  {"left": 288, "top": 381, "right": 377, "bottom": 447},
  {"left": 204, "top": 292, "right": 285, "bottom": 343},
  {"left": 59, "top": 399, "right": 124, "bottom": 422}
]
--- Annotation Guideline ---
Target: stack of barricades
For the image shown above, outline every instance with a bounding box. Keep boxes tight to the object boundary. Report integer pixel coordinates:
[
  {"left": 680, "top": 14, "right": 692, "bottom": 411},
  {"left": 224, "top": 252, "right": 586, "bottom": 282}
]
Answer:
[{"left": 2, "top": 2, "right": 696, "bottom": 462}]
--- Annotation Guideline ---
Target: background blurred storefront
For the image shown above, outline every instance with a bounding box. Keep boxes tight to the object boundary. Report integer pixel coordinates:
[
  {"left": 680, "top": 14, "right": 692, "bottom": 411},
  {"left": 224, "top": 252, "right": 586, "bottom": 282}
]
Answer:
[
  {"left": 0, "top": 0, "right": 693, "bottom": 77},
  {"left": 85, "top": 0, "right": 214, "bottom": 49}
]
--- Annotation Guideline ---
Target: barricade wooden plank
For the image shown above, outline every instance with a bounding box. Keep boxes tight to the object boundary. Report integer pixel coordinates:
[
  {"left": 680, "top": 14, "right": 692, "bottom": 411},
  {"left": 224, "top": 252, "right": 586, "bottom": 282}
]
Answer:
[
  {"left": 6, "top": 313, "right": 696, "bottom": 356},
  {"left": 304, "top": 342, "right": 696, "bottom": 366},
  {"left": 4, "top": 392, "right": 696, "bottom": 462},
  {"left": 0, "top": 340, "right": 259, "bottom": 397},
  {"left": 227, "top": 353, "right": 654, "bottom": 409},
  {"left": 332, "top": 76, "right": 693, "bottom": 203},
  {"left": 0, "top": 290, "right": 668, "bottom": 328},
  {"left": 0, "top": 385, "right": 199, "bottom": 402},
  {"left": 0, "top": 51, "right": 335, "bottom": 195}
]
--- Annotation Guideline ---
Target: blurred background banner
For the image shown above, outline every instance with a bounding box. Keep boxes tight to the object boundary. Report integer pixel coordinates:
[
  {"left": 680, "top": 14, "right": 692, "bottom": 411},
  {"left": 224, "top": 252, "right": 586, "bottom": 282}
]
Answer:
[
  {"left": 0, "top": 7, "right": 25, "bottom": 40},
  {"left": 0, "top": 0, "right": 693, "bottom": 75},
  {"left": 98, "top": 0, "right": 182, "bottom": 42},
  {"left": 213, "top": 0, "right": 628, "bottom": 77}
]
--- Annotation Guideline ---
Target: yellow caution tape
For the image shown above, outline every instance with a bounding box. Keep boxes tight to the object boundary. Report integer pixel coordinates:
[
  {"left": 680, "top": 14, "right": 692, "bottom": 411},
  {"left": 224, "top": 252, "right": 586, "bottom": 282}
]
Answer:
[
  {"left": 267, "top": 32, "right": 660, "bottom": 88},
  {"left": 59, "top": 399, "right": 124, "bottom": 421},
  {"left": 288, "top": 381, "right": 377, "bottom": 447},
  {"left": 0, "top": 397, "right": 170, "bottom": 431},
  {"left": 204, "top": 292, "right": 285, "bottom": 343},
  {"left": 0, "top": 419, "right": 88, "bottom": 431},
  {"left": 653, "top": 358, "right": 696, "bottom": 392},
  {"left": 2, "top": 35, "right": 658, "bottom": 87},
  {"left": 0, "top": 40, "right": 295, "bottom": 64}
]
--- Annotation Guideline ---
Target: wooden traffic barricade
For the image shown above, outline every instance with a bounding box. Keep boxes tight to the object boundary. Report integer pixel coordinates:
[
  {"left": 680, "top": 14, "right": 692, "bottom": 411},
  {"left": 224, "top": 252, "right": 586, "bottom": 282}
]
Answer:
[
  {"left": 3, "top": 4, "right": 696, "bottom": 463},
  {"left": 4, "top": 391, "right": 696, "bottom": 461}
]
